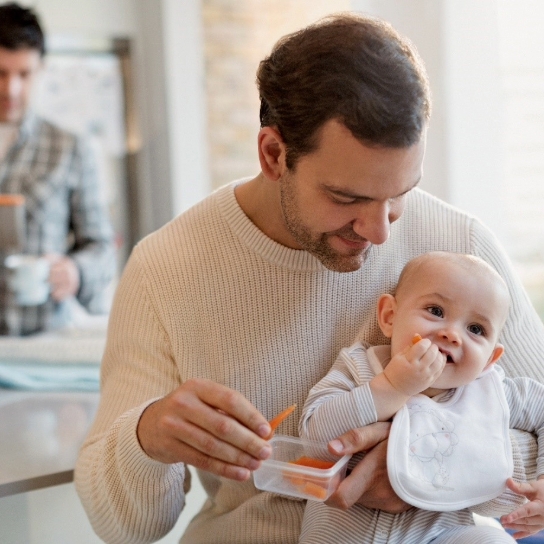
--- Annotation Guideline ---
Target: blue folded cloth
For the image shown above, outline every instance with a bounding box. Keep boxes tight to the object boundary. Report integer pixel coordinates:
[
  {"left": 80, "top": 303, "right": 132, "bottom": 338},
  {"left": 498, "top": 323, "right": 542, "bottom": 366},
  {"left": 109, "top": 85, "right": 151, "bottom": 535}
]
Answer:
[{"left": 0, "top": 360, "right": 100, "bottom": 391}]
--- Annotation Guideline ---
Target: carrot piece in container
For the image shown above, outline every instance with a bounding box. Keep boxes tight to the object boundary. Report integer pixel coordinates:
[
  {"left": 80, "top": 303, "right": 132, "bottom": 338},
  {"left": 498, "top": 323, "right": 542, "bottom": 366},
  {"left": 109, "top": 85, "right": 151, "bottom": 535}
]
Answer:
[
  {"left": 301, "top": 481, "right": 328, "bottom": 500},
  {"left": 289, "top": 456, "right": 335, "bottom": 470}
]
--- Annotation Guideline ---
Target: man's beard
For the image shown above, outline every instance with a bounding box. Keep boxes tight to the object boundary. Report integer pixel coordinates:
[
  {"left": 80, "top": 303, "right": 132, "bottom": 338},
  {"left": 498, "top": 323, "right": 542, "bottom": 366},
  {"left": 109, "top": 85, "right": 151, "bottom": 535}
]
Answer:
[{"left": 279, "top": 172, "right": 370, "bottom": 272}]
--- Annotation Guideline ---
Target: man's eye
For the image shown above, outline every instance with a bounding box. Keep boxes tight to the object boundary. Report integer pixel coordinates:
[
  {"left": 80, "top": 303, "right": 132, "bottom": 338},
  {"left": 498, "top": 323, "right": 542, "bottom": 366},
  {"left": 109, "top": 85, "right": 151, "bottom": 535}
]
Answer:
[
  {"left": 468, "top": 324, "right": 484, "bottom": 336},
  {"left": 330, "top": 195, "right": 356, "bottom": 205},
  {"left": 427, "top": 306, "right": 443, "bottom": 317}
]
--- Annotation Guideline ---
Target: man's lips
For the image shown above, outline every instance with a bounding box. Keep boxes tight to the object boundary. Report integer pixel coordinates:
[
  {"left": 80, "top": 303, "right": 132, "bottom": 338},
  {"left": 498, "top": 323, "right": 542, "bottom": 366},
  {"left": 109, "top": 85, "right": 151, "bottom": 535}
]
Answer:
[
  {"left": 0, "top": 99, "right": 19, "bottom": 111},
  {"left": 333, "top": 234, "right": 371, "bottom": 251}
]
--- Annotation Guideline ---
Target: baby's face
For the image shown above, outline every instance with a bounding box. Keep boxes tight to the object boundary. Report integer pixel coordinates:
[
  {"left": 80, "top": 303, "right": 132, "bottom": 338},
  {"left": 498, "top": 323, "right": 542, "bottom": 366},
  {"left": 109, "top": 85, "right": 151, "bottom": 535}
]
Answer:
[{"left": 390, "top": 257, "right": 509, "bottom": 390}]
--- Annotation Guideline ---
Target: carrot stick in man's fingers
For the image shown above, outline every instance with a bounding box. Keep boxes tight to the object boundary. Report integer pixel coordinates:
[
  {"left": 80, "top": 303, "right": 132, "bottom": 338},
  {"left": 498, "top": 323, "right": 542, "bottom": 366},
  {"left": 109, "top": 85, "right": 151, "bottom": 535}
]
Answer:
[
  {"left": 266, "top": 404, "right": 296, "bottom": 439},
  {"left": 411, "top": 334, "right": 423, "bottom": 345}
]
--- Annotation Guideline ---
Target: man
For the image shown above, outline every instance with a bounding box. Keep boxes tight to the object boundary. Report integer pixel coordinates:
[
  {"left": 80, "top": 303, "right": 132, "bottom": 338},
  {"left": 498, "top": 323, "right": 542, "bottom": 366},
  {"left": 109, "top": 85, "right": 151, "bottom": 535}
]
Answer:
[
  {"left": 0, "top": 2, "right": 116, "bottom": 334},
  {"left": 75, "top": 13, "right": 544, "bottom": 544}
]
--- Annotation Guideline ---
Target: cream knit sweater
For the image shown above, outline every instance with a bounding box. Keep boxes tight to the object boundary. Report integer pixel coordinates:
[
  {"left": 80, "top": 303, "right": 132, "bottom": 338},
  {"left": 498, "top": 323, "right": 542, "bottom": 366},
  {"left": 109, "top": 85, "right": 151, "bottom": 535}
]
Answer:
[{"left": 75, "top": 180, "right": 544, "bottom": 544}]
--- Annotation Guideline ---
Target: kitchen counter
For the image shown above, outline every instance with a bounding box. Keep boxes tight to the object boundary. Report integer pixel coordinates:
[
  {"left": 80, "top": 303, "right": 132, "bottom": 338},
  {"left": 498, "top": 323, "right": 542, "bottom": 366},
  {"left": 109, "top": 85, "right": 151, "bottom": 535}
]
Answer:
[{"left": 0, "top": 389, "right": 99, "bottom": 497}]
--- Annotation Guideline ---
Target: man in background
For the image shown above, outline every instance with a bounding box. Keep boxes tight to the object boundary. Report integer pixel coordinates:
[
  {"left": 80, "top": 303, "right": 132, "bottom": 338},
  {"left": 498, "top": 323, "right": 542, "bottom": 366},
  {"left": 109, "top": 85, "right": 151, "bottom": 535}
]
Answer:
[{"left": 0, "top": 2, "right": 116, "bottom": 335}]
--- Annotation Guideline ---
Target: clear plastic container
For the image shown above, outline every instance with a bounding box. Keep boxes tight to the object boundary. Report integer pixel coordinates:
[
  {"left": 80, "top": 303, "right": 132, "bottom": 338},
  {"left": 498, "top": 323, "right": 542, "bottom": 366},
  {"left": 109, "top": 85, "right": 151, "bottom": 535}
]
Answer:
[{"left": 253, "top": 435, "right": 350, "bottom": 501}]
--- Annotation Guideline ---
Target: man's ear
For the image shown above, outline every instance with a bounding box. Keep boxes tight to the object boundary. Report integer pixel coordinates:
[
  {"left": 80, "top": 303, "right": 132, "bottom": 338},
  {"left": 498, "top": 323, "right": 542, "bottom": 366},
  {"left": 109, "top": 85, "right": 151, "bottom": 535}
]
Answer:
[
  {"left": 484, "top": 344, "right": 504, "bottom": 371},
  {"left": 258, "top": 126, "right": 287, "bottom": 181},
  {"left": 377, "top": 293, "right": 397, "bottom": 339}
]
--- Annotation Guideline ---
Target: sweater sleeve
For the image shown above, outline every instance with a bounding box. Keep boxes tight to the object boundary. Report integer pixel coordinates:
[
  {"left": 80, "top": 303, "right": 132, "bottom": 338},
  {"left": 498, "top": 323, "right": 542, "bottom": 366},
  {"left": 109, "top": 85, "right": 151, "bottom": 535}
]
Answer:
[
  {"left": 299, "top": 344, "right": 379, "bottom": 443},
  {"left": 469, "top": 218, "right": 544, "bottom": 516},
  {"left": 75, "top": 247, "right": 187, "bottom": 544},
  {"left": 504, "top": 376, "right": 544, "bottom": 478}
]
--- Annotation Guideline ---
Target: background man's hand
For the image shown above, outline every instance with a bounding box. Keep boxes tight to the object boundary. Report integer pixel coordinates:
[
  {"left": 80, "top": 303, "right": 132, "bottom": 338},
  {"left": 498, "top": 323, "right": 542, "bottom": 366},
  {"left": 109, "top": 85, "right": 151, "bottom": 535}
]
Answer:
[
  {"left": 325, "top": 422, "right": 411, "bottom": 513},
  {"left": 44, "top": 253, "right": 80, "bottom": 301},
  {"left": 137, "top": 378, "right": 272, "bottom": 481}
]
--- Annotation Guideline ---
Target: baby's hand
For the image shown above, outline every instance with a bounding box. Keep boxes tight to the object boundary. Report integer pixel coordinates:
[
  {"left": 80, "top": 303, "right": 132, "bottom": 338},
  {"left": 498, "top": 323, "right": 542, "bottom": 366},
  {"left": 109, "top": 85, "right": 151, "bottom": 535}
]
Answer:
[
  {"left": 500, "top": 477, "right": 544, "bottom": 540},
  {"left": 383, "top": 337, "right": 445, "bottom": 396}
]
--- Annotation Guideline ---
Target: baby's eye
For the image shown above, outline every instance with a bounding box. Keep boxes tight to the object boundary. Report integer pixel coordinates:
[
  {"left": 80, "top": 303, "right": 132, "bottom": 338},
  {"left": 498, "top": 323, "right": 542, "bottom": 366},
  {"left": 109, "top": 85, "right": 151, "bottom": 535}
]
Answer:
[
  {"left": 468, "top": 324, "right": 485, "bottom": 336},
  {"left": 426, "top": 306, "right": 443, "bottom": 317}
]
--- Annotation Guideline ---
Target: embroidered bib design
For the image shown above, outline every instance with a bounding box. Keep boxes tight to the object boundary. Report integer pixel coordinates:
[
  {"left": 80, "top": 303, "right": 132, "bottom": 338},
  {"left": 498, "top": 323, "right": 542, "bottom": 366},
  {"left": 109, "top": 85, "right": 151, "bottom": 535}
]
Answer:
[{"left": 407, "top": 403, "right": 459, "bottom": 490}]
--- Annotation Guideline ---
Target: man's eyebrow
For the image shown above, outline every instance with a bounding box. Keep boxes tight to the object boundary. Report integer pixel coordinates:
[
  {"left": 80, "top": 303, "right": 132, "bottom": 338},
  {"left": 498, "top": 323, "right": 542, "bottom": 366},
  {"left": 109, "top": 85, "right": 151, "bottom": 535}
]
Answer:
[{"left": 323, "top": 177, "right": 421, "bottom": 200}]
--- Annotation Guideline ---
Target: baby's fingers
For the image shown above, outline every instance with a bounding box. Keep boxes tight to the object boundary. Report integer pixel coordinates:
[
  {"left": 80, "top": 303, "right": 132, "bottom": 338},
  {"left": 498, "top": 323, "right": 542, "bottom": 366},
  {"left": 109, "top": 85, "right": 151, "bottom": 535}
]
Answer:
[
  {"left": 502, "top": 504, "right": 534, "bottom": 525},
  {"left": 501, "top": 516, "right": 544, "bottom": 541},
  {"left": 506, "top": 477, "right": 539, "bottom": 500}
]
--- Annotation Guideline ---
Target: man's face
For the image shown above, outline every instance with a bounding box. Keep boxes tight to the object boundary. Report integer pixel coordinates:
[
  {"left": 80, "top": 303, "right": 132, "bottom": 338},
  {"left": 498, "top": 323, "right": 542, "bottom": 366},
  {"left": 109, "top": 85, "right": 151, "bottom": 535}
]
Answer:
[
  {"left": 0, "top": 46, "right": 42, "bottom": 123},
  {"left": 278, "top": 119, "right": 425, "bottom": 272}
]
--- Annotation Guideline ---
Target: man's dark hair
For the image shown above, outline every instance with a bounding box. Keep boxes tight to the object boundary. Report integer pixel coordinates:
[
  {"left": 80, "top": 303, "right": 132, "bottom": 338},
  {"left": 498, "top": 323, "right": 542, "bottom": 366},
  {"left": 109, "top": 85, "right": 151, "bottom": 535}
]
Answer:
[
  {"left": 257, "top": 13, "right": 431, "bottom": 169},
  {"left": 0, "top": 2, "right": 45, "bottom": 56}
]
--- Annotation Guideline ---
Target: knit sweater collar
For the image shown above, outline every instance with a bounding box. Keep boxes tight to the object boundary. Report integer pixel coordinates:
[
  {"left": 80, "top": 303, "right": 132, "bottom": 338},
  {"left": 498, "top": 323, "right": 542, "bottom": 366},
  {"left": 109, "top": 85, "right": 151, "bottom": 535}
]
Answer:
[{"left": 215, "top": 179, "right": 335, "bottom": 272}]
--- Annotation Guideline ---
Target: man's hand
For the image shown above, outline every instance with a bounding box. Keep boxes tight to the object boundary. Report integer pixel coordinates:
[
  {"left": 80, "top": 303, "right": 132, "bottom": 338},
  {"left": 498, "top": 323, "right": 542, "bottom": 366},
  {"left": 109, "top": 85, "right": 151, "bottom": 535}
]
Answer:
[
  {"left": 500, "top": 477, "right": 544, "bottom": 539},
  {"left": 325, "top": 422, "right": 411, "bottom": 513},
  {"left": 44, "top": 253, "right": 80, "bottom": 301},
  {"left": 137, "top": 378, "right": 272, "bottom": 481}
]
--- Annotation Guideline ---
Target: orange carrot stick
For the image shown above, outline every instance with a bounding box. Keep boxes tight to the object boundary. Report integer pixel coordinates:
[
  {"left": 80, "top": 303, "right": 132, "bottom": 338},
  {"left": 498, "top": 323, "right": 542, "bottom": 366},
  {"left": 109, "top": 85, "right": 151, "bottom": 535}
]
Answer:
[
  {"left": 289, "top": 456, "right": 335, "bottom": 470},
  {"left": 411, "top": 333, "right": 423, "bottom": 345},
  {"left": 266, "top": 404, "right": 296, "bottom": 439},
  {"left": 301, "top": 481, "right": 328, "bottom": 500}
]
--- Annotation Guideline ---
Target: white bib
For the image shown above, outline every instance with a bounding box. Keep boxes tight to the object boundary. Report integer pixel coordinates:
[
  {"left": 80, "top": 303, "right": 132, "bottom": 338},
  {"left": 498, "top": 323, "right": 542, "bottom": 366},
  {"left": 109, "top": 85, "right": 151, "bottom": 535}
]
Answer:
[{"left": 387, "top": 366, "right": 513, "bottom": 511}]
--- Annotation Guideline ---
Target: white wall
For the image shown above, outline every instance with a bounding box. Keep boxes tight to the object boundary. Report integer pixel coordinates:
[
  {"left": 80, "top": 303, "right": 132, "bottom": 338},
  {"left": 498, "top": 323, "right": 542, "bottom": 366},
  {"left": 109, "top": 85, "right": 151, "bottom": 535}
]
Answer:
[
  {"left": 351, "top": 0, "right": 508, "bottom": 245},
  {"left": 24, "top": 0, "right": 210, "bottom": 239},
  {"left": 161, "top": 0, "right": 211, "bottom": 218},
  {"left": 30, "top": 0, "right": 137, "bottom": 37}
]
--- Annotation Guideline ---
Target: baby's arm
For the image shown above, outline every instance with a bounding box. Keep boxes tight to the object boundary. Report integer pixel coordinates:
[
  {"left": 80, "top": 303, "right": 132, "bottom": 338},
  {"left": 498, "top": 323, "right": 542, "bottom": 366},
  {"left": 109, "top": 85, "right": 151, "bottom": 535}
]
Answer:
[
  {"left": 500, "top": 477, "right": 544, "bottom": 540},
  {"left": 300, "top": 345, "right": 383, "bottom": 443},
  {"left": 370, "top": 338, "right": 445, "bottom": 420}
]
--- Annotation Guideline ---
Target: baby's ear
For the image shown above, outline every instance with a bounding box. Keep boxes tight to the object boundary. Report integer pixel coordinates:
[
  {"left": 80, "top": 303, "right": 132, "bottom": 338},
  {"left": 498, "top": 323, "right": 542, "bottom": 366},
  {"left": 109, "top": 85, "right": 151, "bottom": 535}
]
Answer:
[
  {"left": 485, "top": 344, "right": 504, "bottom": 370},
  {"left": 377, "top": 294, "right": 396, "bottom": 339}
]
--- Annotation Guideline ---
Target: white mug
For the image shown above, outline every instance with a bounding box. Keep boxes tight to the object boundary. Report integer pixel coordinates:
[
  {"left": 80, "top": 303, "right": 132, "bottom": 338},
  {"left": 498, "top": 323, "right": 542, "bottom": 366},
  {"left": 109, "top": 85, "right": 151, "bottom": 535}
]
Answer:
[{"left": 4, "top": 254, "right": 50, "bottom": 306}]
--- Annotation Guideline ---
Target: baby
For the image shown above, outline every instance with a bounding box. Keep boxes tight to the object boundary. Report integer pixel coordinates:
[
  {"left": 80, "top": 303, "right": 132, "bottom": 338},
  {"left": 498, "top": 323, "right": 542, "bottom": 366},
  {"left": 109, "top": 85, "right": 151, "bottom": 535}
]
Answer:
[{"left": 299, "top": 251, "right": 544, "bottom": 544}]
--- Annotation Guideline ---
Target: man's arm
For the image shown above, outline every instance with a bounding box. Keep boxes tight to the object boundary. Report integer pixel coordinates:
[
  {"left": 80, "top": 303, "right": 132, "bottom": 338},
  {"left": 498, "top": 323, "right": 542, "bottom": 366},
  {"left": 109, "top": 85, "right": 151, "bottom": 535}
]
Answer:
[
  {"left": 75, "top": 248, "right": 271, "bottom": 544},
  {"left": 66, "top": 136, "right": 116, "bottom": 311}
]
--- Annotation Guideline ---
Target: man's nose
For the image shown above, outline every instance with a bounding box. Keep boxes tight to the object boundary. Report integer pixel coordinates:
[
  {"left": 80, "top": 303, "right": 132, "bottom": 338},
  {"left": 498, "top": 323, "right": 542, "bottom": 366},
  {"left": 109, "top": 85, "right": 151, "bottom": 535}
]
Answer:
[
  {"left": 6, "top": 75, "right": 22, "bottom": 98},
  {"left": 351, "top": 201, "right": 391, "bottom": 246}
]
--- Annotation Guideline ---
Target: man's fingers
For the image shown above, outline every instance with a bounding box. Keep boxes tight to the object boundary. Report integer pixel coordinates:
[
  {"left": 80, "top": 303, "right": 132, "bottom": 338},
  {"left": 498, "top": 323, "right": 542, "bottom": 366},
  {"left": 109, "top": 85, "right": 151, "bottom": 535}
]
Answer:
[
  {"left": 166, "top": 438, "right": 252, "bottom": 481},
  {"left": 164, "top": 414, "right": 264, "bottom": 468},
  {"left": 45, "top": 254, "right": 80, "bottom": 301},
  {"left": 326, "top": 457, "right": 373, "bottom": 510},
  {"left": 189, "top": 378, "right": 271, "bottom": 438},
  {"left": 329, "top": 421, "right": 390, "bottom": 456},
  {"left": 326, "top": 439, "right": 410, "bottom": 513},
  {"left": 167, "top": 379, "right": 272, "bottom": 461}
]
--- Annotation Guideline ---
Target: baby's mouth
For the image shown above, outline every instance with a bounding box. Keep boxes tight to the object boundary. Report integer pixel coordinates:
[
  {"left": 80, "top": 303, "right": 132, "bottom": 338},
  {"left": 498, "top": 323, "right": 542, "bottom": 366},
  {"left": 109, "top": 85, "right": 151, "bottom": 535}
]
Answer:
[{"left": 440, "top": 349, "right": 455, "bottom": 364}]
